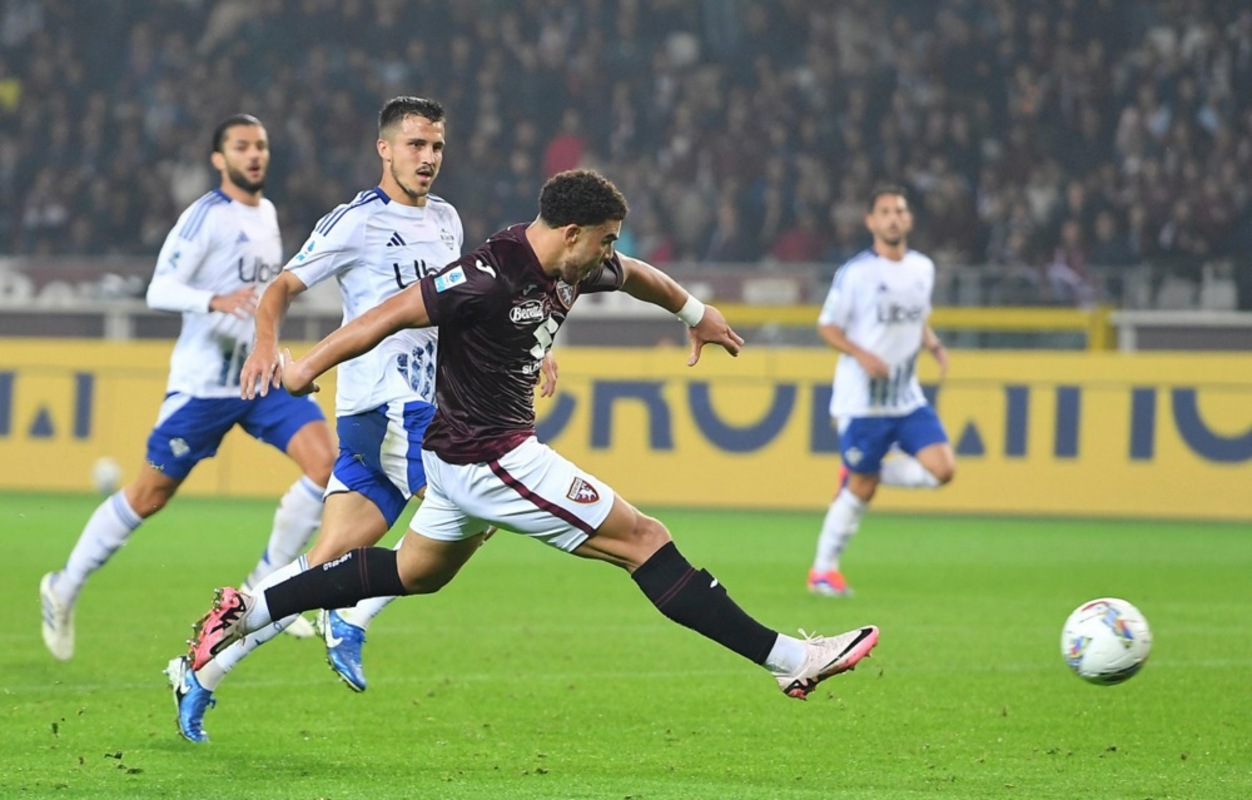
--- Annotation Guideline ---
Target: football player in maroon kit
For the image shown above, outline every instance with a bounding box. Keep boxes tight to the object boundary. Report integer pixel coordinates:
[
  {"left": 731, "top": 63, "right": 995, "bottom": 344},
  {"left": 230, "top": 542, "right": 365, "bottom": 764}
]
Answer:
[{"left": 188, "top": 169, "right": 878, "bottom": 701}]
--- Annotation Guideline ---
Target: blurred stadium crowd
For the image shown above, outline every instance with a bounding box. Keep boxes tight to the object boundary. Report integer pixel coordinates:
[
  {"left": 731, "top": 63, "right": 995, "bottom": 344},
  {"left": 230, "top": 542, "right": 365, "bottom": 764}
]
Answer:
[{"left": 2, "top": 0, "right": 1251, "bottom": 307}]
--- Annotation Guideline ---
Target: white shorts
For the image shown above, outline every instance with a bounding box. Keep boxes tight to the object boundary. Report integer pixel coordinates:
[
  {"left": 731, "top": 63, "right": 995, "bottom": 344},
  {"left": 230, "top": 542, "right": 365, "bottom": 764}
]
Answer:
[{"left": 413, "top": 436, "right": 616, "bottom": 552}]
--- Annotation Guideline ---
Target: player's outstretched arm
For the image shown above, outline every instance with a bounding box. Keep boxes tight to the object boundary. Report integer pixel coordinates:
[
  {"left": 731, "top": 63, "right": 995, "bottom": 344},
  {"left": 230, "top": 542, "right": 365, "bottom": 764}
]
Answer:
[
  {"left": 283, "top": 284, "right": 433, "bottom": 396},
  {"left": 241, "top": 272, "right": 307, "bottom": 399},
  {"left": 618, "top": 254, "right": 744, "bottom": 365}
]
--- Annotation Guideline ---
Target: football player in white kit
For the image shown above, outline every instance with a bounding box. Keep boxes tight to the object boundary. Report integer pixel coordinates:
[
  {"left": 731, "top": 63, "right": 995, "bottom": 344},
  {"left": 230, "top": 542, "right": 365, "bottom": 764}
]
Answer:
[
  {"left": 39, "top": 115, "right": 335, "bottom": 661},
  {"left": 186, "top": 169, "right": 879, "bottom": 711},
  {"left": 808, "top": 186, "right": 957, "bottom": 597},
  {"left": 165, "top": 97, "right": 477, "bottom": 743}
]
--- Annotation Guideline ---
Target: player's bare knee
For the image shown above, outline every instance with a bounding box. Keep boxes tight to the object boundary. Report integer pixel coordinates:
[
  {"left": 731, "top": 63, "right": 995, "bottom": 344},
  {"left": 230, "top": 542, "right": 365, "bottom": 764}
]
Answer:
[
  {"left": 847, "top": 475, "right": 878, "bottom": 502},
  {"left": 124, "top": 483, "right": 172, "bottom": 517},
  {"left": 306, "top": 465, "right": 333, "bottom": 488},
  {"left": 928, "top": 456, "right": 956, "bottom": 485},
  {"left": 634, "top": 513, "right": 672, "bottom": 556},
  {"left": 399, "top": 577, "right": 445, "bottom": 595},
  {"left": 398, "top": 569, "right": 455, "bottom": 595},
  {"left": 303, "top": 449, "right": 334, "bottom": 487},
  {"left": 288, "top": 424, "right": 336, "bottom": 486}
]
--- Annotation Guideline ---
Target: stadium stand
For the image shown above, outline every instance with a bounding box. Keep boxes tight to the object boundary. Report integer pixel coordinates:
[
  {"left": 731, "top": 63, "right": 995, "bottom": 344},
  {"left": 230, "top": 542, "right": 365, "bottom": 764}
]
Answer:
[{"left": 1, "top": 0, "right": 1250, "bottom": 309}]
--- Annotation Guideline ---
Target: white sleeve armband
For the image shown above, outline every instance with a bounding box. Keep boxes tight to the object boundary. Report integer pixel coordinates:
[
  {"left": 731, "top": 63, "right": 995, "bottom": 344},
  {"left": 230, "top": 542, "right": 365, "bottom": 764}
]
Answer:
[{"left": 675, "top": 294, "right": 705, "bottom": 327}]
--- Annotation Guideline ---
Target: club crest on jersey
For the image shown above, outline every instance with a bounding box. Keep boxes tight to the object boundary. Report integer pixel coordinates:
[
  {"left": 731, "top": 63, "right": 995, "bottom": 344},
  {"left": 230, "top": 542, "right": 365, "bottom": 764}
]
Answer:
[
  {"left": 555, "top": 280, "right": 577, "bottom": 310},
  {"left": 510, "top": 299, "right": 545, "bottom": 325},
  {"left": 434, "top": 266, "right": 466, "bottom": 292},
  {"left": 440, "top": 228, "right": 456, "bottom": 248},
  {"left": 567, "top": 477, "right": 600, "bottom": 504}
]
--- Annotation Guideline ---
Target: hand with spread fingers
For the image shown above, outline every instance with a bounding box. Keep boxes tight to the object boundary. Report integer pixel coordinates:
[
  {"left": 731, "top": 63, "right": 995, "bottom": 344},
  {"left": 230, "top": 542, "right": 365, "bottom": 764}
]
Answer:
[
  {"left": 686, "top": 304, "right": 744, "bottom": 366},
  {"left": 240, "top": 341, "right": 283, "bottom": 399}
]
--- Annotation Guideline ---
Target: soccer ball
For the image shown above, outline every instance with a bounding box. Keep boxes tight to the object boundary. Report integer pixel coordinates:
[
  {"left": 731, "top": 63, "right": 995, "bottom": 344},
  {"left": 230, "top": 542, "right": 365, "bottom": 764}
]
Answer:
[
  {"left": 91, "top": 456, "right": 123, "bottom": 494},
  {"left": 1061, "top": 598, "right": 1152, "bottom": 685}
]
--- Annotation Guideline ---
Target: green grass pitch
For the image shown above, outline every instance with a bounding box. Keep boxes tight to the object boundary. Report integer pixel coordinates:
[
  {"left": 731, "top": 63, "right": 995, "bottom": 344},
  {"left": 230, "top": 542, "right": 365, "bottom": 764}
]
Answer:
[{"left": 3, "top": 491, "right": 1250, "bottom": 799}]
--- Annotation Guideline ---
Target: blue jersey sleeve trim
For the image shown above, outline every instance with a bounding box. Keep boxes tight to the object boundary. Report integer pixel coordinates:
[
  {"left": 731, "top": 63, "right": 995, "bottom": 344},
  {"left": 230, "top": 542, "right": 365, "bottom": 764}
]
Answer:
[
  {"left": 178, "top": 192, "right": 229, "bottom": 241},
  {"left": 315, "top": 190, "right": 383, "bottom": 236},
  {"left": 832, "top": 249, "right": 874, "bottom": 290}
]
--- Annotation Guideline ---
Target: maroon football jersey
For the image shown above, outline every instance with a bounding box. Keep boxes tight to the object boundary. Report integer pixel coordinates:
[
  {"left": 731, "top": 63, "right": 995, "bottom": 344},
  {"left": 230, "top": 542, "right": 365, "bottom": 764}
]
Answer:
[{"left": 418, "top": 224, "right": 624, "bottom": 463}]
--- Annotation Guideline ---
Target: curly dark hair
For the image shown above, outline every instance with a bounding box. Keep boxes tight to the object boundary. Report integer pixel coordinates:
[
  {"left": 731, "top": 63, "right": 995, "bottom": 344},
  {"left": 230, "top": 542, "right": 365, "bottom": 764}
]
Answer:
[
  {"left": 211, "top": 114, "right": 263, "bottom": 154},
  {"left": 538, "top": 169, "right": 629, "bottom": 227},
  {"left": 378, "top": 96, "right": 445, "bottom": 138}
]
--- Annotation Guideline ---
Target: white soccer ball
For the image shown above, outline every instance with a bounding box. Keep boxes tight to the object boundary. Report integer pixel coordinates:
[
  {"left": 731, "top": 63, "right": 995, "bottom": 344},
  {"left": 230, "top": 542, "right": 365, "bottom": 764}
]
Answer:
[
  {"left": 91, "top": 456, "right": 123, "bottom": 494},
  {"left": 1061, "top": 597, "right": 1152, "bottom": 685}
]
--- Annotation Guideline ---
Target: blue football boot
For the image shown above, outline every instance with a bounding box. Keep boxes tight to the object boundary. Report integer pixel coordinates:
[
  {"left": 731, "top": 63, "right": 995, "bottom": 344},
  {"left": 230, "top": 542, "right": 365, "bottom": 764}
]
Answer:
[
  {"left": 166, "top": 655, "right": 216, "bottom": 743},
  {"left": 319, "top": 609, "right": 367, "bottom": 692}
]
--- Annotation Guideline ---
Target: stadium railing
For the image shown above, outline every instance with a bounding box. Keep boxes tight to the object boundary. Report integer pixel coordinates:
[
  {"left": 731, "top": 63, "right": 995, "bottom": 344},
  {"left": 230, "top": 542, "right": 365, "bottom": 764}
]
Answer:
[
  {"left": 715, "top": 304, "right": 1116, "bottom": 352},
  {"left": 2, "top": 257, "right": 1249, "bottom": 350}
]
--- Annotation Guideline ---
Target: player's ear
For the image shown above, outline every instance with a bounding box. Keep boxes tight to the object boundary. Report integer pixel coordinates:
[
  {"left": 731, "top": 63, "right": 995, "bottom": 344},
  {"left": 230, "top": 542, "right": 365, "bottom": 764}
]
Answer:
[
  {"left": 562, "top": 224, "right": 582, "bottom": 246},
  {"left": 210, "top": 151, "right": 225, "bottom": 172},
  {"left": 376, "top": 137, "right": 390, "bottom": 162}
]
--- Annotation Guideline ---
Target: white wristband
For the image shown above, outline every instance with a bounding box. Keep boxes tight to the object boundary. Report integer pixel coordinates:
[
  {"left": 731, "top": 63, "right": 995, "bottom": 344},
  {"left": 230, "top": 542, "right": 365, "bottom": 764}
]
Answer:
[{"left": 675, "top": 294, "right": 705, "bottom": 327}]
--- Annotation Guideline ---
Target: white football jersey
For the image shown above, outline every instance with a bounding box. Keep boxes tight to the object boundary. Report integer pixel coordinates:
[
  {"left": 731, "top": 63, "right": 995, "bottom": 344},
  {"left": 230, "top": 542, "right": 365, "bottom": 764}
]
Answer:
[
  {"left": 148, "top": 190, "right": 283, "bottom": 398},
  {"left": 818, "top": 248, "right": 935, "bottom": 418},
  {"left": 285, "top": 187, "right": 463, "bottom": 415}
]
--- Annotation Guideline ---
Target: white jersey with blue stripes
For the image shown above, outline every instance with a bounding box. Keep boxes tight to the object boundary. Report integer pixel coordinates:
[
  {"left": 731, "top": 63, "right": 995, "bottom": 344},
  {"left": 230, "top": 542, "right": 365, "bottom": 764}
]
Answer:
[
  {"left": 148, "top": 190, "right": 283, "bottom": 398},
  {"left": 284, "top": 187, "right": 463, "bottom": 416},
  {"left": 818, "top": 248, "right": 935, "bottom": 418}
]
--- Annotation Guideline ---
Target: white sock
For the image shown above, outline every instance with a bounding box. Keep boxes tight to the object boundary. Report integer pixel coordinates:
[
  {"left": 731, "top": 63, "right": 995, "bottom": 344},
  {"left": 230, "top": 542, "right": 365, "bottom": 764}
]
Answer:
[
  {"left": 812, "top": 489, "right": 866, "bottom": 572},
  {"left": 244, "top": 476, "right": 324, "bottom": 589},
  {"left": 880, "top": 453, "right": 940, "bottom": 488},
  {"left": 239, "top": 554, "right": 307, "bottom": 635},
  {"left": 764, "top": 634, "right": 807, "bottom": 674},
  {"left": 338, "top": 595, "right": 397, "bottom": 631},
  {"left": 57, "top": 491, "right": 143, "bottom": 604},
  {"left": 195, "top": 613, "right": 298, "bottom": 691}
]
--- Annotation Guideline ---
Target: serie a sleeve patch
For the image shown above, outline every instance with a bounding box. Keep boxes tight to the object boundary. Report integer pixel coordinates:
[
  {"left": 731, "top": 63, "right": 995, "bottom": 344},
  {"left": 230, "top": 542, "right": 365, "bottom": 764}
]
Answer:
[{"left": 434, "top": 266, "right": 467, "bottom": 292}]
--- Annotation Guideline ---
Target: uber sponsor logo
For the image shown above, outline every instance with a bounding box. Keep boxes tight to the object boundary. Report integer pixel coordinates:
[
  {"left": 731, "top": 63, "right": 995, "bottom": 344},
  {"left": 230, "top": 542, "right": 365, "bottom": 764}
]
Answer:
[{"left": 876, "top": 303, "right": 925, "bottom": 324}]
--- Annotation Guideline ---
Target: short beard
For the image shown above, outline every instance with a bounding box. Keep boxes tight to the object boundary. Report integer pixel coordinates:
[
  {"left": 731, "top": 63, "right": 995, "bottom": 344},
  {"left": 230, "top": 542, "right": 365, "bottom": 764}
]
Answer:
[
  {"left": 226, "top": 166, "right": 265, "bottom": 194},
  {"left": 557, "top": 260, "right": 582, "bottom": 285},
  {"left": 391, "top": 162, "right": 428, "bottom": 202}
]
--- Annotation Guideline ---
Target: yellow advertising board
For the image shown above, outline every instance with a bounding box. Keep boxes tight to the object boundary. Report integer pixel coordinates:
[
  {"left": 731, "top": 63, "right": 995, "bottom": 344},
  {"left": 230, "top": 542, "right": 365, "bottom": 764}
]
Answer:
[
  {"left": 0, "top": 341, "right": 335, "bottom": 498},
  {"left": 0, "top": 341, "right": 1249, "bottom": 520},
  {"left": 530, "top": 349, "right": 1252, "bottom": 521}
]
